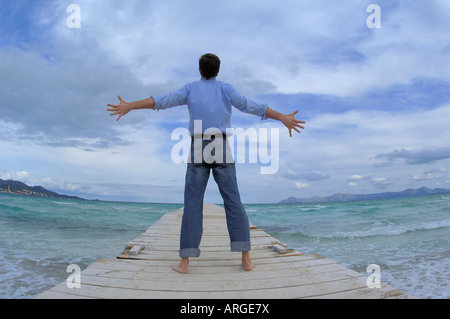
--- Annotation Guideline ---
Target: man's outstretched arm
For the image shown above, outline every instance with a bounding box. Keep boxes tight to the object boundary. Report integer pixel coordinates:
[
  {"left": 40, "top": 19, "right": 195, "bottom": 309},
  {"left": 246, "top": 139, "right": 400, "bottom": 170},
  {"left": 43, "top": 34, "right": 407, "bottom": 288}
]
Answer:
[
  {"left": 107, "top": 95, "right": 155, "bottom": 121},
  {"left": 265, "top": 107, "right": 306, "bottom": 137}
]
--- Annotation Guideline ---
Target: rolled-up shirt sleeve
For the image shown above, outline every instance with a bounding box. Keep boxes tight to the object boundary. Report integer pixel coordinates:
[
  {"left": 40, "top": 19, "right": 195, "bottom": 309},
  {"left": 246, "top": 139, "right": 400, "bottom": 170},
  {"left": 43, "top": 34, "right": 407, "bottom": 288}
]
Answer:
[
  {"left": 226, "top": 84, "right": 268, "bottom": 120},
  {"left": 152, "top": 84, "right": 191, "bottom": 111}
]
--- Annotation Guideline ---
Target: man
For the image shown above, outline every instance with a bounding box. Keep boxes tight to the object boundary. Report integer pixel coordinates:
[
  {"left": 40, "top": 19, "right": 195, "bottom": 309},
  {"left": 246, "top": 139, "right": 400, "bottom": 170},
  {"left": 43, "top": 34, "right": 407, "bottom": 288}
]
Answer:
[{"left": 107, "top": 53, "right": 305, "bottom": 274}]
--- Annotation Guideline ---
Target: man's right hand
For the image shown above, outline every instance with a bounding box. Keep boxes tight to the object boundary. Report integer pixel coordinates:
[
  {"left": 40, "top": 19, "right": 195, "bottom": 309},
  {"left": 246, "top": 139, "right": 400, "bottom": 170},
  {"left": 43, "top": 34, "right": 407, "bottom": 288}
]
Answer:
[{"left": 107, "top": 95, "right": 132, "bottom": 121}]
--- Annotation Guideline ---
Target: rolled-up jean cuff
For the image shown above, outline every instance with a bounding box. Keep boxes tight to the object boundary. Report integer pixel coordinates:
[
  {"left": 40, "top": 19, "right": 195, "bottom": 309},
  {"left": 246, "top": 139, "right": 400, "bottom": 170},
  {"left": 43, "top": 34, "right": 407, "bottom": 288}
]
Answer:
[
  {"left": 231, "top": 241, "right": 251, "bottom": 252},
  {"left": 179, "top": 248, "right": 201, "bottom": 258}
]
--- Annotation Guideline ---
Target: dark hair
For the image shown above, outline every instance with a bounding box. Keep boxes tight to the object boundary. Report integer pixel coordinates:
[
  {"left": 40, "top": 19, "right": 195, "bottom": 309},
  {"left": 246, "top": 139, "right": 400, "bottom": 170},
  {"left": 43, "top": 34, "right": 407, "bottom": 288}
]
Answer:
[{"left": 199, "top": 53, "right": 221, "bottom": 79}]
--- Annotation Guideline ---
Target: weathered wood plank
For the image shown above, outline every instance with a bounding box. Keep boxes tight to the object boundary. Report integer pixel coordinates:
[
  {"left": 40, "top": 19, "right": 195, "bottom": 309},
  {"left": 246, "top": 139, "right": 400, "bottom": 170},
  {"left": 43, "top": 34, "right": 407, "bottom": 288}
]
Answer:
[
  {"left": 70, "top": 269, "right": 362, "bottom": 292},
  {"left": 81, "top": 260, "right": 352, "bottom": 283},
  {"left": 42, "top": 276, "right": 373, "bottom": 299},
  {"left": 88, "top": 254, "right": 339, "bottom": 273}
]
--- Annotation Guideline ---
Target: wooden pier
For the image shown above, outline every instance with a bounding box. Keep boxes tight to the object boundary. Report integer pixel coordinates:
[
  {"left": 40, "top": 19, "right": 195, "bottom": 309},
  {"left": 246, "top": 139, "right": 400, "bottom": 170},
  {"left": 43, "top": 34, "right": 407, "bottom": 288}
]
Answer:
[{"left": 36, "top": 204, "right": 412, "bottom": 299}]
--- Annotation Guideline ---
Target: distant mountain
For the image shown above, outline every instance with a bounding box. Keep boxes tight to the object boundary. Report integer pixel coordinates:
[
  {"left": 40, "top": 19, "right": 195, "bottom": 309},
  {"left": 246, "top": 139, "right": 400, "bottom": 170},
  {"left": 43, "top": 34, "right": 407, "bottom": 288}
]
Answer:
[
  {"left": 279, "top": 187, "right": 450, "bottom": 204},
  {"left": 0, "top": 179, "right": 84, "bottom": 200}
]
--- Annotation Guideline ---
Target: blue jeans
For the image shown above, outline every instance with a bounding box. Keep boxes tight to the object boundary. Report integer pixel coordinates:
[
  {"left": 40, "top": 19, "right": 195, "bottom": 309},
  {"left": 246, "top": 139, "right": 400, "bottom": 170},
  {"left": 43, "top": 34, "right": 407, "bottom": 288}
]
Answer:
[{"left": 179, "top": 137, "right": 251, "bottom": 258}]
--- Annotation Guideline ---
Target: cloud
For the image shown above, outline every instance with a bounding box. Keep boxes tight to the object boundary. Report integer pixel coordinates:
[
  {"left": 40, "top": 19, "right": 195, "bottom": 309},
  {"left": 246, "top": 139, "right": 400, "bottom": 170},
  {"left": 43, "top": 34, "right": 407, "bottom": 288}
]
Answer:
[
  {"left": 0, "top": 170, "right": 30, "bottom": 183},
  {"left": 347, "top": 175, "right": 392, "bottom": 189},
  {"left": 20, "top": 0, "right": 450, "bottom": 99},
  {"left": 348, "top": 175, "right": 372, "bottom": 181},
  {"left": 0, "top": 44, "right": 167, "bottom": 145},
  {"left": 412, "top": 167, "right": 447, "bottom": 181},
  {"left": 375, "top": 147, "right": 450, "bottom": 165},
  {"left": 282, "top": 169, "right": 329, "bottom": 181},
  {"left": 347, "top": 175, "right": 370, "bottom": 188},
  {"left": 258, "top": 0, "right": 450, "bottom": 97},
  {"left": 371, "top": 177, "right": 391, "bottom": 188},
  {"left": 295, "top": 182, "right": 310, "bottom": 190}
]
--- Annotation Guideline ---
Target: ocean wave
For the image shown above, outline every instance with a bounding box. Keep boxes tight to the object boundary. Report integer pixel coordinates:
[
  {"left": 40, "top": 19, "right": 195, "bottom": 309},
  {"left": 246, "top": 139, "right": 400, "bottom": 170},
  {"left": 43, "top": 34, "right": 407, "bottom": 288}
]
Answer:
[
  {"left": 0, "top": 203, "right": 28, "bottom": 213},
  {"left": 312, "top": 218, "right": 450, "bottom": 239},
  {"left": 296, "top": 205, "right": 329, "bottom": 211},
  {"left": 51, "top": 200, "right": 77, "bottom": 205}
]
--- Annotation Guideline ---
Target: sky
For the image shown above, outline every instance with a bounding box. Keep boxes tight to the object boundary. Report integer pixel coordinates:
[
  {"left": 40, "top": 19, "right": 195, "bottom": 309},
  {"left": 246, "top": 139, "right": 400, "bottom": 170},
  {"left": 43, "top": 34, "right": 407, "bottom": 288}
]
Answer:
[{"left": 1, "top": 0, "right": 450, "bottom": 203}]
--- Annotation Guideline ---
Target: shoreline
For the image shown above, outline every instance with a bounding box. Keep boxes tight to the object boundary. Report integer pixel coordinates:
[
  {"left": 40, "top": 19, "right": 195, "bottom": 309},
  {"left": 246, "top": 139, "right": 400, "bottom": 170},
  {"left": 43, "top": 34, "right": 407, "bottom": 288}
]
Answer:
[{"left": 2, "top": 188, "right": 449, "bottom": 206}]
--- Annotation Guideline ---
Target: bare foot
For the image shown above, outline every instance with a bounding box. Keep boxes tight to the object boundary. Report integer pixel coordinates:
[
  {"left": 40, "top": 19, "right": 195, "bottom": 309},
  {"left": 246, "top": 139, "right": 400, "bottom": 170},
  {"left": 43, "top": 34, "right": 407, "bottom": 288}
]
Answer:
[
  {"left": 172, "top": 257, "right": 189, "bottom": 274},
  {"left": 242, "top": 251, "right": 255, "bottom": 271}
]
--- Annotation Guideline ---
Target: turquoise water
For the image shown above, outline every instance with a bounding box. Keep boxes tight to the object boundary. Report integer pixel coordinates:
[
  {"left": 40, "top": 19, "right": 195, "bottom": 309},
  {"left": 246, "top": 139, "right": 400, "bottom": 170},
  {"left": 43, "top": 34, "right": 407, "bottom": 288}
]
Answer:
[
  {"left": 0, "top": 194, "right": 181, "bottom": 298},
  {"left": 246, "top": 196, "right": 450, "bottom": 299},
  {"left": 0, "top": 193, "right": 448, "bottom": 298}
]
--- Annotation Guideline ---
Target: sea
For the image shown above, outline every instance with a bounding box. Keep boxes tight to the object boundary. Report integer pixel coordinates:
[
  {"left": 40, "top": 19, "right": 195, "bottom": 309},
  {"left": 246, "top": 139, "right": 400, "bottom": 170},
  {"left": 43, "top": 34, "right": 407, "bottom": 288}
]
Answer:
[{"left": 0, "top": 192, "right": 448, "bottom": 299}]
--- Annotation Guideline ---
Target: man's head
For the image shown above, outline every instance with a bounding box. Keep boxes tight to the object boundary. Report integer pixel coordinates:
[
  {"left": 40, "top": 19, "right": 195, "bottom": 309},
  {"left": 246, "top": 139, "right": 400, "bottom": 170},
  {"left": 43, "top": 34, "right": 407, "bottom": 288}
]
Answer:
[{"left": 199, "top": 53, "right": 221, "bottom": 79}]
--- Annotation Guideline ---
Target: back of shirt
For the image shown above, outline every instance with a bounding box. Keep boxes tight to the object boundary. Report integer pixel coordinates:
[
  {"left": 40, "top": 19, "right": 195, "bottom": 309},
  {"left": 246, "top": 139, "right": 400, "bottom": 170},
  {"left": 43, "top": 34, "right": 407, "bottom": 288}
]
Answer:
[{"left": 153, "top": 78, "right": 267, "bottom": 135}]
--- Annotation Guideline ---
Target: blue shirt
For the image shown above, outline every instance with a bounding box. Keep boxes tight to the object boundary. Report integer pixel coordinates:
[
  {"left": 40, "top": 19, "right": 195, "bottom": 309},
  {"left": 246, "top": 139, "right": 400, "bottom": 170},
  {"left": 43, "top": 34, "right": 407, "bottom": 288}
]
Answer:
[{"left": 152, "top": 78, "right": 268, "bottom": 135}]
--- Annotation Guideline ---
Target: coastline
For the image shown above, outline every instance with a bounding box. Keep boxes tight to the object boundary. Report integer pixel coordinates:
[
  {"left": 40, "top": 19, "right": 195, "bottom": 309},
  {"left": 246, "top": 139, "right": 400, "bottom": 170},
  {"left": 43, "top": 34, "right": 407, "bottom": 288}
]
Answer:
[
  {"left": 0, "top": 179, "right": 84, "bottom": 201},
  {"left": 2, "top": 179, "right": 450, "bottom": 206}
]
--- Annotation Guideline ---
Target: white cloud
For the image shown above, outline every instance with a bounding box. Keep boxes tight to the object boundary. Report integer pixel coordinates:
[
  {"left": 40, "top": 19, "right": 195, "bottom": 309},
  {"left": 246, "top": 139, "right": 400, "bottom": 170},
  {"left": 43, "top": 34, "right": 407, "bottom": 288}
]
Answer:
[
  {"left": 376, "top": 147, "right": 450, "bottom": 165},
  {"left": 295, "top": 182, "right": 310, "bottom": 190},
  {"left": 412, "top": 168, "right": 447, "bottom": 181},
  {"left": 271, "top": 103, "right": 450, "bottom": 198},
  {"left": 0, "top": 170, "right": 30, "bottom": 183},
  {"left": 348, "top": 175, "right": 371, "bottom": 181},
  {"left": 281, "top": 169, "right": 329, "bottom": 181},
  {"left": 31, "top": 0, "right": 450, "bottom": 98}
]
